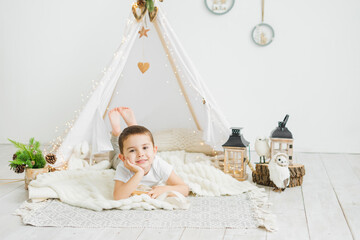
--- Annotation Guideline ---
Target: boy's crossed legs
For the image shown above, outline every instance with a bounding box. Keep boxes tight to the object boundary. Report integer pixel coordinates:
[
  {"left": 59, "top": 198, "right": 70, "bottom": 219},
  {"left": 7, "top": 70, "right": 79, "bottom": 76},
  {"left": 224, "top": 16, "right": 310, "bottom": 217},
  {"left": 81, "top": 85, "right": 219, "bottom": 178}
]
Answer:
[{"left": 109, "top": 107, "right": 137, "bottom": 136}]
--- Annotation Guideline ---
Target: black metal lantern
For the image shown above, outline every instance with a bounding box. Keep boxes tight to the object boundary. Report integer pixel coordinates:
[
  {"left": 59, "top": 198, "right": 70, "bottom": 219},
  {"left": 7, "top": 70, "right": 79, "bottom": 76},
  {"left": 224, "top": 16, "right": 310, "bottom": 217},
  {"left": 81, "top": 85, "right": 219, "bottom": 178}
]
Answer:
[
  {"left": 270, "top": 114, "right": 294, "bottom": 165},
  {"left": 222, "top": 127, "right": 249, "bottom": 181}
]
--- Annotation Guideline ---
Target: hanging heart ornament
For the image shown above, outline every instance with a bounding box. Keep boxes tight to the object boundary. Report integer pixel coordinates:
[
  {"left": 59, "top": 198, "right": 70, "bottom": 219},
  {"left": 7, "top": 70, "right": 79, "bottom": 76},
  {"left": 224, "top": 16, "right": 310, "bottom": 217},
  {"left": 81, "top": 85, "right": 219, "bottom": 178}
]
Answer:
[
  {"left": 138, "top": 62, "right": 150, "bottom": 74},
  {"left": 149, "top": 6, "right": 158, "bottom": 22},
  {"left": 132, "top": 0, "right": 147, "bottom": 22}
]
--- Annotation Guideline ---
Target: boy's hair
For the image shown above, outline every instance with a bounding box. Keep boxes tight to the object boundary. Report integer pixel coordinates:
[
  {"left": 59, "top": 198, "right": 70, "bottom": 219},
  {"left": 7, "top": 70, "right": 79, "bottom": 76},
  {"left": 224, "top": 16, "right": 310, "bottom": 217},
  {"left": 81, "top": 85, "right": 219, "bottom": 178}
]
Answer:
[{"left": 118, "top": 125, "right": 155, "bottom": 154}]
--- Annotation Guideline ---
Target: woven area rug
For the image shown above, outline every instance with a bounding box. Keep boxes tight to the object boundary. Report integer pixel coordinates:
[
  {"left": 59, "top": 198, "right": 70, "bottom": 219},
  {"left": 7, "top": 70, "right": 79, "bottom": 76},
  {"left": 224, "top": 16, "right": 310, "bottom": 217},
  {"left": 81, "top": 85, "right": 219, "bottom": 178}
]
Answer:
[{"left": 17, "top": 194, "right": 260, "bottom": 229}]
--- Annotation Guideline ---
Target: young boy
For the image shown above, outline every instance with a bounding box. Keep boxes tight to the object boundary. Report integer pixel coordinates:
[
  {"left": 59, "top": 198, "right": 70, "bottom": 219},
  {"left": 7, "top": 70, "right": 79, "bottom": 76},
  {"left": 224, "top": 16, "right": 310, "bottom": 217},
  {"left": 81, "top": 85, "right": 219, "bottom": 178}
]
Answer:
[{"left": 109, "top": 107, "right": 189, "bottom": 200}]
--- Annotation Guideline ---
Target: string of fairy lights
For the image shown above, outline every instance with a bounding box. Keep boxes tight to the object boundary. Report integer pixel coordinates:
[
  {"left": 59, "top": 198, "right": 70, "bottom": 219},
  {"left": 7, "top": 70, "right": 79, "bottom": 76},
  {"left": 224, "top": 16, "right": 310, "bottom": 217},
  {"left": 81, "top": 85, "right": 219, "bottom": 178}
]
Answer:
[
  {"left": 47, "top": 4, "right": 230, "bottom": 169},
  {"left": 45, "top": 17, "right": 137, "bottom": 167},
  {"left": 158, "top": 13, "right": 229, "bottom": 154}
]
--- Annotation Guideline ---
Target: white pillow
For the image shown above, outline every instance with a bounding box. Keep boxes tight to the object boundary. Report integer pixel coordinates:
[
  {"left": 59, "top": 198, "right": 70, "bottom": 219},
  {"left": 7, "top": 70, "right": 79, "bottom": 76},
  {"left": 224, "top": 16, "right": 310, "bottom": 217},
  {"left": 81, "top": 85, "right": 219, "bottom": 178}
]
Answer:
[{"left": 153, "top": 129, "right": 215, "bottom": 156}]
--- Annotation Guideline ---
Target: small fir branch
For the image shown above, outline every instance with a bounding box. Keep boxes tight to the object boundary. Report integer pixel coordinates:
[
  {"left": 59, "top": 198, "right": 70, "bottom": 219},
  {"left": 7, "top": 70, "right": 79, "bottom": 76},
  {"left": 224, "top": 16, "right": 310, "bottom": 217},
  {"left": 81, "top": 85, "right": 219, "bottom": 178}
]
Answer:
[
  {"left": 9, "top": 163, "right": 17, "bottom": 171},
  {"left": 9, "top": 159, "right": 26, "bottom": 166},
  {"left": 17, "top": 152, "right": 28, "bottom": 163},
  {"left": 8, "top": 138, "right": 26, "bottom": 151},
  {"left": 8, "top": 138, "right": 45, "bottom": 169},
  {"left": 29, "top": 137, "right": 34, "bottom": 147},
  {"left": 18, "top": 151, "right": 29, "bottom": 161},
  {"left": 9, "top": 160, "right": 25, "bottom": 170},
  {"left": 8, "top": 139, "right": 34, "bottom": 161},
  {"left": 23, "top": 147, "right": 34, "bottom": 161},
  {"left": 33, "top": 152, "right": 46, "bottom": 168},
  {"left": 25, "top": 159, "right": 33, "bottom": 168},
  {"left": 34, "top": 141, "right": 40, "bottom": 150},
  {"left": 146, "top": 0, "right": 154, "bottom": 12}
]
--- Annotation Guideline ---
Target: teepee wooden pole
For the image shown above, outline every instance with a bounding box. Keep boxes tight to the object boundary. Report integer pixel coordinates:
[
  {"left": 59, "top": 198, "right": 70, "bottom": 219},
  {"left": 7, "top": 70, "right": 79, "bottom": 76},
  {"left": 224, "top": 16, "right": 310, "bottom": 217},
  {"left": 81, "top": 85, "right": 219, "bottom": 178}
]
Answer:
[
  {"left": 102, "top": 74, "right": 123, "bottom": 119},
  {"left": 153, "top": 21, "right": 202, "bottom": 131},
  {"left": 103, "top": 90, "right": 116, "bottom": 119}
]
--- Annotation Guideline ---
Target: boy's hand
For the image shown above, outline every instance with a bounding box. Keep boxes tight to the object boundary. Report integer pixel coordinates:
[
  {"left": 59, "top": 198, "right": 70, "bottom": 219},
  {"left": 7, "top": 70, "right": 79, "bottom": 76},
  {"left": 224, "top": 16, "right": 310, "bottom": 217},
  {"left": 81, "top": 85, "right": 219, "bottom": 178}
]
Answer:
[
  {"left": 124, "top": 159, "right": 144, "bottom": 175},
  {"left": 148, "top": 186, "right": 169, "bottom": 199}
]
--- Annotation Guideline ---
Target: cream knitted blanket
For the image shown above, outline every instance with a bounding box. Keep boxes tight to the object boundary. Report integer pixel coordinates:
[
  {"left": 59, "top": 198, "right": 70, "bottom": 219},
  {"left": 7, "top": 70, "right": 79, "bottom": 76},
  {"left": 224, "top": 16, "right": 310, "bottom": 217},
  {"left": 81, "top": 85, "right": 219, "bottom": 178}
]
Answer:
[
  {"left": 20, "top": 151, "right": 277, "bottom": 231},
  {"left": 28, "top": 169, "right": 190, "bottom": 210}
]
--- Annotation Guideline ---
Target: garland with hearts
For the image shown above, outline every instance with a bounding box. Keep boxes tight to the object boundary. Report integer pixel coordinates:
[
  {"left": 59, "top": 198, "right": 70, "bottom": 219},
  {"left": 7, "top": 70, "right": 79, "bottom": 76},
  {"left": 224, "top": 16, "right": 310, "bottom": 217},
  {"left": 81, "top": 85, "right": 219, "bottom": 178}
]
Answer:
[
  {"left": 132, "top": 0, "right": 164, "bottom": 22},
  {"left": 133, "top": 0, "right": 165, "bottom": 74}
]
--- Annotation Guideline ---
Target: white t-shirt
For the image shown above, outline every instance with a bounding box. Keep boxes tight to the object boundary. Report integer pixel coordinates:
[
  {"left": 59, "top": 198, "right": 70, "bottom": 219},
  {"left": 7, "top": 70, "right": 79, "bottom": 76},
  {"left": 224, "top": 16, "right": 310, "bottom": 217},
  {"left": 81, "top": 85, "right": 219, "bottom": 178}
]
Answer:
[{"left": 113, "top": 155, "right": 173, "bottom": 187}]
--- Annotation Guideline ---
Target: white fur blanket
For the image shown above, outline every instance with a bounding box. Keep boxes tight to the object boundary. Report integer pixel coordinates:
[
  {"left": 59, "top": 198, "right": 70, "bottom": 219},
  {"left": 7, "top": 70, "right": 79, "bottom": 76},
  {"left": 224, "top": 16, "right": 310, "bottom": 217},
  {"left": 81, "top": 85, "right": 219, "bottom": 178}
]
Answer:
[{"left": 23, "top": 151, "right": 277, "bottom": 231}]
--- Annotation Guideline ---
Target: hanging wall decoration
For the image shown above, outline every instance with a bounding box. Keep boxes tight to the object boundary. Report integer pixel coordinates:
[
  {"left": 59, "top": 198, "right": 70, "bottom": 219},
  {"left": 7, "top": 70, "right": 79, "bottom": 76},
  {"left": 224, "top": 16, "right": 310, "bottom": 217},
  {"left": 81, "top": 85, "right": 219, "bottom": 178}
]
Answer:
[
  {"left": 137, "top": 22, "right": 150, "bottom": 74},
  {"left": 251, "top": 0, "right": 274, "bottom": 47},
  {"left": 138, "top": 26, "right": 150, "bottom": 38},
  {"left": 138, "top": 62, "right": 150, "bottom": 73},
  {"left": 133, "top": 0, "right": 163, "bottom": 74},
  {"left": 204, "top": 0, "right": 235, "bottom": 15},
  {"left": 132, "top": 0, "right": 163, "bottom": 22}
]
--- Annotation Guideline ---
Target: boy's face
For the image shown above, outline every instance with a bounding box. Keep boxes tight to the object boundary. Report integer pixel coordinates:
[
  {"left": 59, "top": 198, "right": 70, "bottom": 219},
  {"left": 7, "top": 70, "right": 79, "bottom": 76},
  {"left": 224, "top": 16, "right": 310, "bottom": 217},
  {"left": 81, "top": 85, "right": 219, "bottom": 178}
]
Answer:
[{"left": 119, "top": 134, "right": 157, "bottom": 173}]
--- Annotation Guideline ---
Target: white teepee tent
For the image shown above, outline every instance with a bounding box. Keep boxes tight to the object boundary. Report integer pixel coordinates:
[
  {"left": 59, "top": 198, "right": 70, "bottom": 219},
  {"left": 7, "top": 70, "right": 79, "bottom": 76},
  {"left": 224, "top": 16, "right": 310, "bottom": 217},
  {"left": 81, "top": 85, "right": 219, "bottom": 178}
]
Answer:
[{"left": 55, "top": 6, "right": 230, "bottom": 164}]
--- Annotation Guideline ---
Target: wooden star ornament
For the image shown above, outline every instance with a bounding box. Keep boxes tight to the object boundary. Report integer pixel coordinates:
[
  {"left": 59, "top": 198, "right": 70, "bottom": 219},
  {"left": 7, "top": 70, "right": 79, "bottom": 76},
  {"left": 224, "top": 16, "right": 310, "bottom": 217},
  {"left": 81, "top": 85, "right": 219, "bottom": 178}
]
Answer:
[{"left": 138, "top": 26, "right": 150, "bottom": 38}]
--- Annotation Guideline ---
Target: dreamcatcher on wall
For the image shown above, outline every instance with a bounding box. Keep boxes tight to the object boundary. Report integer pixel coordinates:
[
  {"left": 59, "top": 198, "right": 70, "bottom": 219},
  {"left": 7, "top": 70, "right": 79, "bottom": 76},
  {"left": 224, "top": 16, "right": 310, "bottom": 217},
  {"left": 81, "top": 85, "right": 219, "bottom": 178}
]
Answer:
[
  {"left": 251, "top": 0, "right": 274, "bottom": 47},
  {"left": 204, "top": 0, "right": 235, "bottom": 15}
]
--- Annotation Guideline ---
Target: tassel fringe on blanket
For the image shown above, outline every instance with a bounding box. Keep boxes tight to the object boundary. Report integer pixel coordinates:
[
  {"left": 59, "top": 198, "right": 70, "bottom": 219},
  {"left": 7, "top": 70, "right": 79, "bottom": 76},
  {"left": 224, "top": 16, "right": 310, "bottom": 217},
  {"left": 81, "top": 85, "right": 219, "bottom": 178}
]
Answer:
[{"left": 16, "top": 151, "right": 277, "bottom": 232}]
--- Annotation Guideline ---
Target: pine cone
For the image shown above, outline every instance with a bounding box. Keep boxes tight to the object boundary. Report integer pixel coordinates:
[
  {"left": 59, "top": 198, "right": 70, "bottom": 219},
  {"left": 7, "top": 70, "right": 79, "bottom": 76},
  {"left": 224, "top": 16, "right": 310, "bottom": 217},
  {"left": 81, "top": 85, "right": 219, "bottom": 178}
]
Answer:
[
  {"left": 12, "top": 153, "right": 17, "bottom": 160},
  {"left": 15, "top": 164, "right": 25, "bottom": 174},
  {"left": 45, "top": 153, "right": 57, "bottom": 164}
]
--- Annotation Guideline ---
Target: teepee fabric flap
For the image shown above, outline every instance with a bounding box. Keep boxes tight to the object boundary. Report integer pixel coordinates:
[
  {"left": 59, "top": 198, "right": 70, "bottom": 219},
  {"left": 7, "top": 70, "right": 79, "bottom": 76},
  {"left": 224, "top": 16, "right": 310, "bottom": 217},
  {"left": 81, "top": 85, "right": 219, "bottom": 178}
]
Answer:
[{"left": 91, "top": 108, "right": 113, "bottom": 155}]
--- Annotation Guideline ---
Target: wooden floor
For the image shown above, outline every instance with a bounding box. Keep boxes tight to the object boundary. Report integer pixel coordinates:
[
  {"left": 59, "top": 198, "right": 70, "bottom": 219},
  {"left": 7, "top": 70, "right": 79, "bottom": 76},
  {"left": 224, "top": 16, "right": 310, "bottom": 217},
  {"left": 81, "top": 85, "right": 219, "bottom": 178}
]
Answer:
[{"left": 0, "top": 144, "right": 359, "bottom": 240}]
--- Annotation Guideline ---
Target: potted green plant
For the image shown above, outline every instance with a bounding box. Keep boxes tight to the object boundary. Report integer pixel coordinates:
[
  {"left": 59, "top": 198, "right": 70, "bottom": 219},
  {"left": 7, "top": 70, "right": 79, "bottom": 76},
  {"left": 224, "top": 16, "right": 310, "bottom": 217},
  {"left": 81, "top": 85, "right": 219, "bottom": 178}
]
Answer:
[{"left": 8, "top": 138, "right": 48, "bottom": 189}]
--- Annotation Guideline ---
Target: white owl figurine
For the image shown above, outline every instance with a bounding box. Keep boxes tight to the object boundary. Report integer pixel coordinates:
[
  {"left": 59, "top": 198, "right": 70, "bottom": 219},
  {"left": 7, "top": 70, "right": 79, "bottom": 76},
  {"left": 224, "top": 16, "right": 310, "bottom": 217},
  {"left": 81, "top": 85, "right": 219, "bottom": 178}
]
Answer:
[
  {"left": 254, "top": 136, "right": 270, "bottom": 163},
  {"left": 268, "top": 152, "right": 290, "bottom": 192}
]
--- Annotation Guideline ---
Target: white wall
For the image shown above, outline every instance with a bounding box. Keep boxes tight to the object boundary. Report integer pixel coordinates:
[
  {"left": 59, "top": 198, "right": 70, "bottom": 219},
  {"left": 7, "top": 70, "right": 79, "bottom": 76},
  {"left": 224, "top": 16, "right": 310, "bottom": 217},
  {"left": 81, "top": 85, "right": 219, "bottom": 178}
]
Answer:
[{"left": 1, "top": 0, "right": 359, "bottom": 153}]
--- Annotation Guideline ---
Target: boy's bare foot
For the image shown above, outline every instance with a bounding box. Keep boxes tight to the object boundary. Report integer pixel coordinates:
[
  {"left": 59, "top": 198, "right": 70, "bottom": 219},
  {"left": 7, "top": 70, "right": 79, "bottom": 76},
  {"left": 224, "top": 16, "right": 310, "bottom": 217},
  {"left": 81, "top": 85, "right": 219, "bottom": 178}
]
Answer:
[
  {"left": 118, "top": 107, "right": 137, "bottom": 126},
  {"left": 108, "top": 108, "right": 122, "bottom": 136}
]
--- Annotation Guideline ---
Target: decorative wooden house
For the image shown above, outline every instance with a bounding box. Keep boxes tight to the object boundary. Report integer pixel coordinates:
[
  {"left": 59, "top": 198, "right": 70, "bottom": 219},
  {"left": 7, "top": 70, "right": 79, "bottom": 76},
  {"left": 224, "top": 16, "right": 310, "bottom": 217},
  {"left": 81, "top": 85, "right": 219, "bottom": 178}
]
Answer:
[
  {"left": 222, "top": 128, "right": 249, "bottom": 181},
  {"left": 270, "top": 114, "right": 294, "bottom": 165}
]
